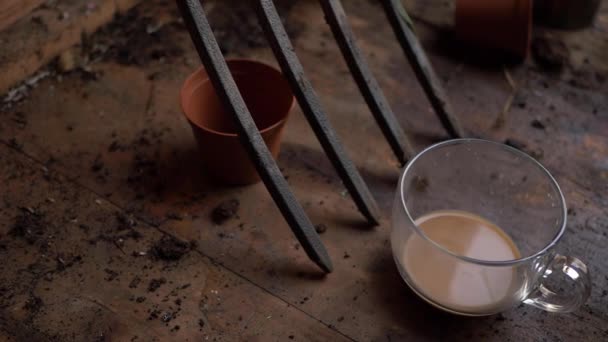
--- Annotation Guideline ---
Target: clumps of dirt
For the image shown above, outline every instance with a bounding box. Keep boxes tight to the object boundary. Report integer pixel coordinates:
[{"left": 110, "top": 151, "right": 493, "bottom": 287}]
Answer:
[
  {"left": 532, "top": 35, "right": 569, "bottom": 72},
  {"left": 412, "top": 176, "right": 429, "bottom": 193},
  {"left": 11, "top": 112, "right": 28, "bottom": 130},
  {"left": 108, "top": 140, "right": 126, "bottom": 152},
  {"left": 530, "top": 119, "right": 546, "bottom": 130},
  {"left": 90, "top": 153, "right": 111, "bottom": 184},
  {"left": 148, "top": 277, "right": 167, "bottom": 292},
  {"left": 91, "top": 154, "right": 104, "bottom": 172},
  {"left": 92, "top": 5, "right": 184, "bottom": 66},
  {"left": 207, "top": 0, "right": 301, "bottom": 54},
  {"left": 88, "top": 212, "right": 142, "bottom": 247},
  {"left": 504, "top": 138, "right": 544, "bottom": 160},
  {"left": 123, "top": 127, "right": 173, "bottom": 199},
  {"left": 211, "top": 199, "right": 239, "bottom": 225},
  {"left": 314, "top": 224, "right": 327, "bottom": 234},
  {"left": 128, "top": 152, "right": 160, "bottom": 185},
  {"left": 104, "top": 268, "right": 119, "bottom": 282},
  {"left": 55, "top": 254, "right": 83, "bottom": 272},
  {"left": 148, "top": 308, "right": 161, "bottom": 320},
  {"left": 9, "top": 208, "right": 48, "bottom": 245},
  {"left": 7, "top": 138, "right": 23, "bottom": 151},
  {"left": 504, "top": 138, "right": 527, "bottom": 151},
  {"left": 151, "top": 236, "right": 191, "bottom": 261},
  {"left": 23, "top": 294, "right": 43, "bottom": 313},
  {"left": 567, "top": 69, "right": 607, "bottom": 90},
  {"left": 129, "top": 276, "right": 142, "bottom": 289},
  {"left": 115, "top": 212, "right": 137, "bottom": 231}
]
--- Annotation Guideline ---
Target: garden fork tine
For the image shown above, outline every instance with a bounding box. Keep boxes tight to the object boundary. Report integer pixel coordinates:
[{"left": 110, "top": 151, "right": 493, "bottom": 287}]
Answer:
[
  {"left": 319, "top": 0, "right": 416, "bottom": 165},
  {"left": 380, "top": 0, "right": 465, "bottom": 138},
  {"left": 177, "top": 0, "right": 333, "bottom": 273},
  {"left": 255, "top": 0, "right": 381, "bottom": 226}
]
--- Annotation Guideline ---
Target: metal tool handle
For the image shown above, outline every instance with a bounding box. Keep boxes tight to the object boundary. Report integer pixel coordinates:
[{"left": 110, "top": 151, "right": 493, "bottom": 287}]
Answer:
[
  {"left": 319, "top": 0, "right": 416, "bottom": 165},
  {"left": 177, "top": 0, "right": 333, "bottom": 273},
  {"left": 255, "top": 0, "right": 381, "bottom": 225},
  {"left": 381, "top": 0, "right": 465, "bottom": 138}
]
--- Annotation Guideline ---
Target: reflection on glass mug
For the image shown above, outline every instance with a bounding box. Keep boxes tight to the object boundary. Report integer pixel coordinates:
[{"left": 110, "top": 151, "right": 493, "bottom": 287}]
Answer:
[{"left": 391, "top": 139, "right": 591, "bottom": 316}]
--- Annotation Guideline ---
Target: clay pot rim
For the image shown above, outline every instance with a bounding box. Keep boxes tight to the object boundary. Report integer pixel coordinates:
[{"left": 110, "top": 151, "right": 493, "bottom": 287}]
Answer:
[{"left": 180, "top": 58, "right": 295, "bottom": 138}]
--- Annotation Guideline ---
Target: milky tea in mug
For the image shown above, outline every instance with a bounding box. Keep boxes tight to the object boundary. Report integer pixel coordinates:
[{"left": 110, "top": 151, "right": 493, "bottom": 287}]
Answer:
[
  {"left": 402, "top": 210, "right": 521, "bottom": 314},
  {"left": 391, "top": 139, "right": 591, "bottom": 316}
]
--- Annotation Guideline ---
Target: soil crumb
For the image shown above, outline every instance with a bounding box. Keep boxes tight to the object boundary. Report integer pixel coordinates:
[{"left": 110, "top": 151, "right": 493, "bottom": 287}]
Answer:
[
  {"left": 504, "top": 138, "right": 527, "bottom": 151},
  {"left": 315, "top": 224, "right": 327, "bottom": 234},
  {"left": 24, "top": 295, "right": 43, "bottom": 313},
  {"left": 211, "top": 199, "right": 240, "bottom": 225},
  {"left": 532, "top": 36, "right": 568, "bottom": 72},
  {"left": 9, "top": 208, "right": 47, "bottom": 245},
  {"left": 151, "top": 236, "right": 191, "bottom": 261},
  {"left": 148, "top": 277, "right": 167, "bottom": 292}
]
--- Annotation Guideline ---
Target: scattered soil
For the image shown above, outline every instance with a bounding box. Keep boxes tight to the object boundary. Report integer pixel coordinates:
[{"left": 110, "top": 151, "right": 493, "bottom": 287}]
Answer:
[
  {"left": 148, "top": 309, "right": 161, "bottom": 320},
  {"left": 207, "top": 0, "right": 300, "bottom": 55},
  {"left": 151, "top": 236, "right": 191, "bottom": 261},
  {"left": 504, "top": 138, "right": 527, "bottom": 151},
  {"left": 531, "top": 119, "right": 546, "bottom": 130},
  {"left": 129, "top": 276, "right": 142, "bottom": 289},
  {"left": 532, "top": 36, "right": 569, "bottom": 72},
  {"left": 116, "top": 212, "right": 137, "bottom": 231},
  {"left": 9, "top": 208, "right": 48, "bottom": 245},
  {"left": 505, "top": 138, "right": 544, "bottom": 160},
  {"left": 23, "top": 295, "right": 43, "bottom": 313},
  {"left": 104, "top": 268, "right": 119, "bottom": 281},
  {"left": 93, "top": 6, "right": 184, "bottom": 66},
  {"left": 91, "top": 155, "right": 104, "bottom": 172},
  {"left": 314, "top": 224, "right": 327, "bottom": 234},
  {"left": 89, "top": 212, "right": 143, "bottom": 247},
  {"left": 413, "top": 176, "right": 429, "bottom": 193},
  {"left": 55, "top": 254, "right": 82, "bottom": 272},
  {"left": 211, "top": 199, "right": 240, "bottom": 225},
  {"left": 7, "top": 138, "right": 23, "bottom": 151},
  {"left": 148, "top": 277, "right": 167, "bottom": 292}
]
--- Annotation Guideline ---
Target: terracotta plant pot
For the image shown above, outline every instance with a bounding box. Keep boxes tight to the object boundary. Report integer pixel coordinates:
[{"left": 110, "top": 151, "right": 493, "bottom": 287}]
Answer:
[
  {"left": 455, "top": 0, "right": 533, "bottom": 59},
  {"left": 534, "top": 0, "right": 601, "bottom": 30},
  {"left": 180, "top": 59, "right": 294, "bottom": 185}
]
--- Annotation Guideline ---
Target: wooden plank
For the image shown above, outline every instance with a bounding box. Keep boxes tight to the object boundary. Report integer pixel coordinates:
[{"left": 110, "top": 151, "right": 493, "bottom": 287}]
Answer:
[
  {"left": 0, "top": 0, "right": 606, "bottom": 340},
  {"left": 0, "top": 144, "right": 349, "bottom": 341},
  {"left": 0, "top": 0, "right": 45, "bottom": 32},
  {"left": 0, "top": 0, "right": 142, "bottom": 96}
]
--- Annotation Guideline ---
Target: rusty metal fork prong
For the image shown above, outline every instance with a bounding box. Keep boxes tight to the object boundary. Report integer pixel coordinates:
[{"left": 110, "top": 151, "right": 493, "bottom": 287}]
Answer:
[
  {"left": 254, "top": 0, "right": 381, "bottom": 226},
  {"left": 380, "top": 0, "right": 465, "bottom": 139},
  {"left": 318, "top": 0, "right": 416, "bottom": 165},
  {"left": 176, "top": 0, "right": 333, "bottom": 273}
]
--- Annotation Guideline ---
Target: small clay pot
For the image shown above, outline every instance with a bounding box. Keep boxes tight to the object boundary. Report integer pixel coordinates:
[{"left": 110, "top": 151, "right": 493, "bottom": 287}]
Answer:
[
  {"left": 180, "top": 59, "right": 294, "bottom": 185},
  {"left": 534, "top": 0, "right": 601, "bottom": 30},
  {"left": 455, "top": 0, "right": 533, "bottom": 59}
]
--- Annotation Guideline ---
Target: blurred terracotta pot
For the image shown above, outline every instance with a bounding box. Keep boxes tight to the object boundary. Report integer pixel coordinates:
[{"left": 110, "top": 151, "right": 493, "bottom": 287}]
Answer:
[
  {"left": 534, "top": 0, "right": 601, "bottom": 29},
  {"left": 455, "top": 0, "right": 532, "bottom": 59},
  {"left": 180, "top": 59, "right": 294, "bottom": 185}
]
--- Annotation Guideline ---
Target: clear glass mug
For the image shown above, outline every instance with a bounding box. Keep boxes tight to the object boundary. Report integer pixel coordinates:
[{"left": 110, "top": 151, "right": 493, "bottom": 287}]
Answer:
[{"left": 391, "top": 139, "right": 591, "bottom": 316}]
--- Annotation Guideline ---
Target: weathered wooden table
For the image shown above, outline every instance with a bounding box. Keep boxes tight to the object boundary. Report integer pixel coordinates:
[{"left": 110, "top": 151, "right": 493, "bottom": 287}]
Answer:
[{"left": 0, "top": 0, "right": 606, "bottom": 340}]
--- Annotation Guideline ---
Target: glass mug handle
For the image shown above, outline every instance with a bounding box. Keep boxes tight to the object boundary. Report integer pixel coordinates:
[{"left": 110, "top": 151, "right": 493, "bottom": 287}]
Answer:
[{"left": 524, "top": 254, "right": 591, "bottom": 313}]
